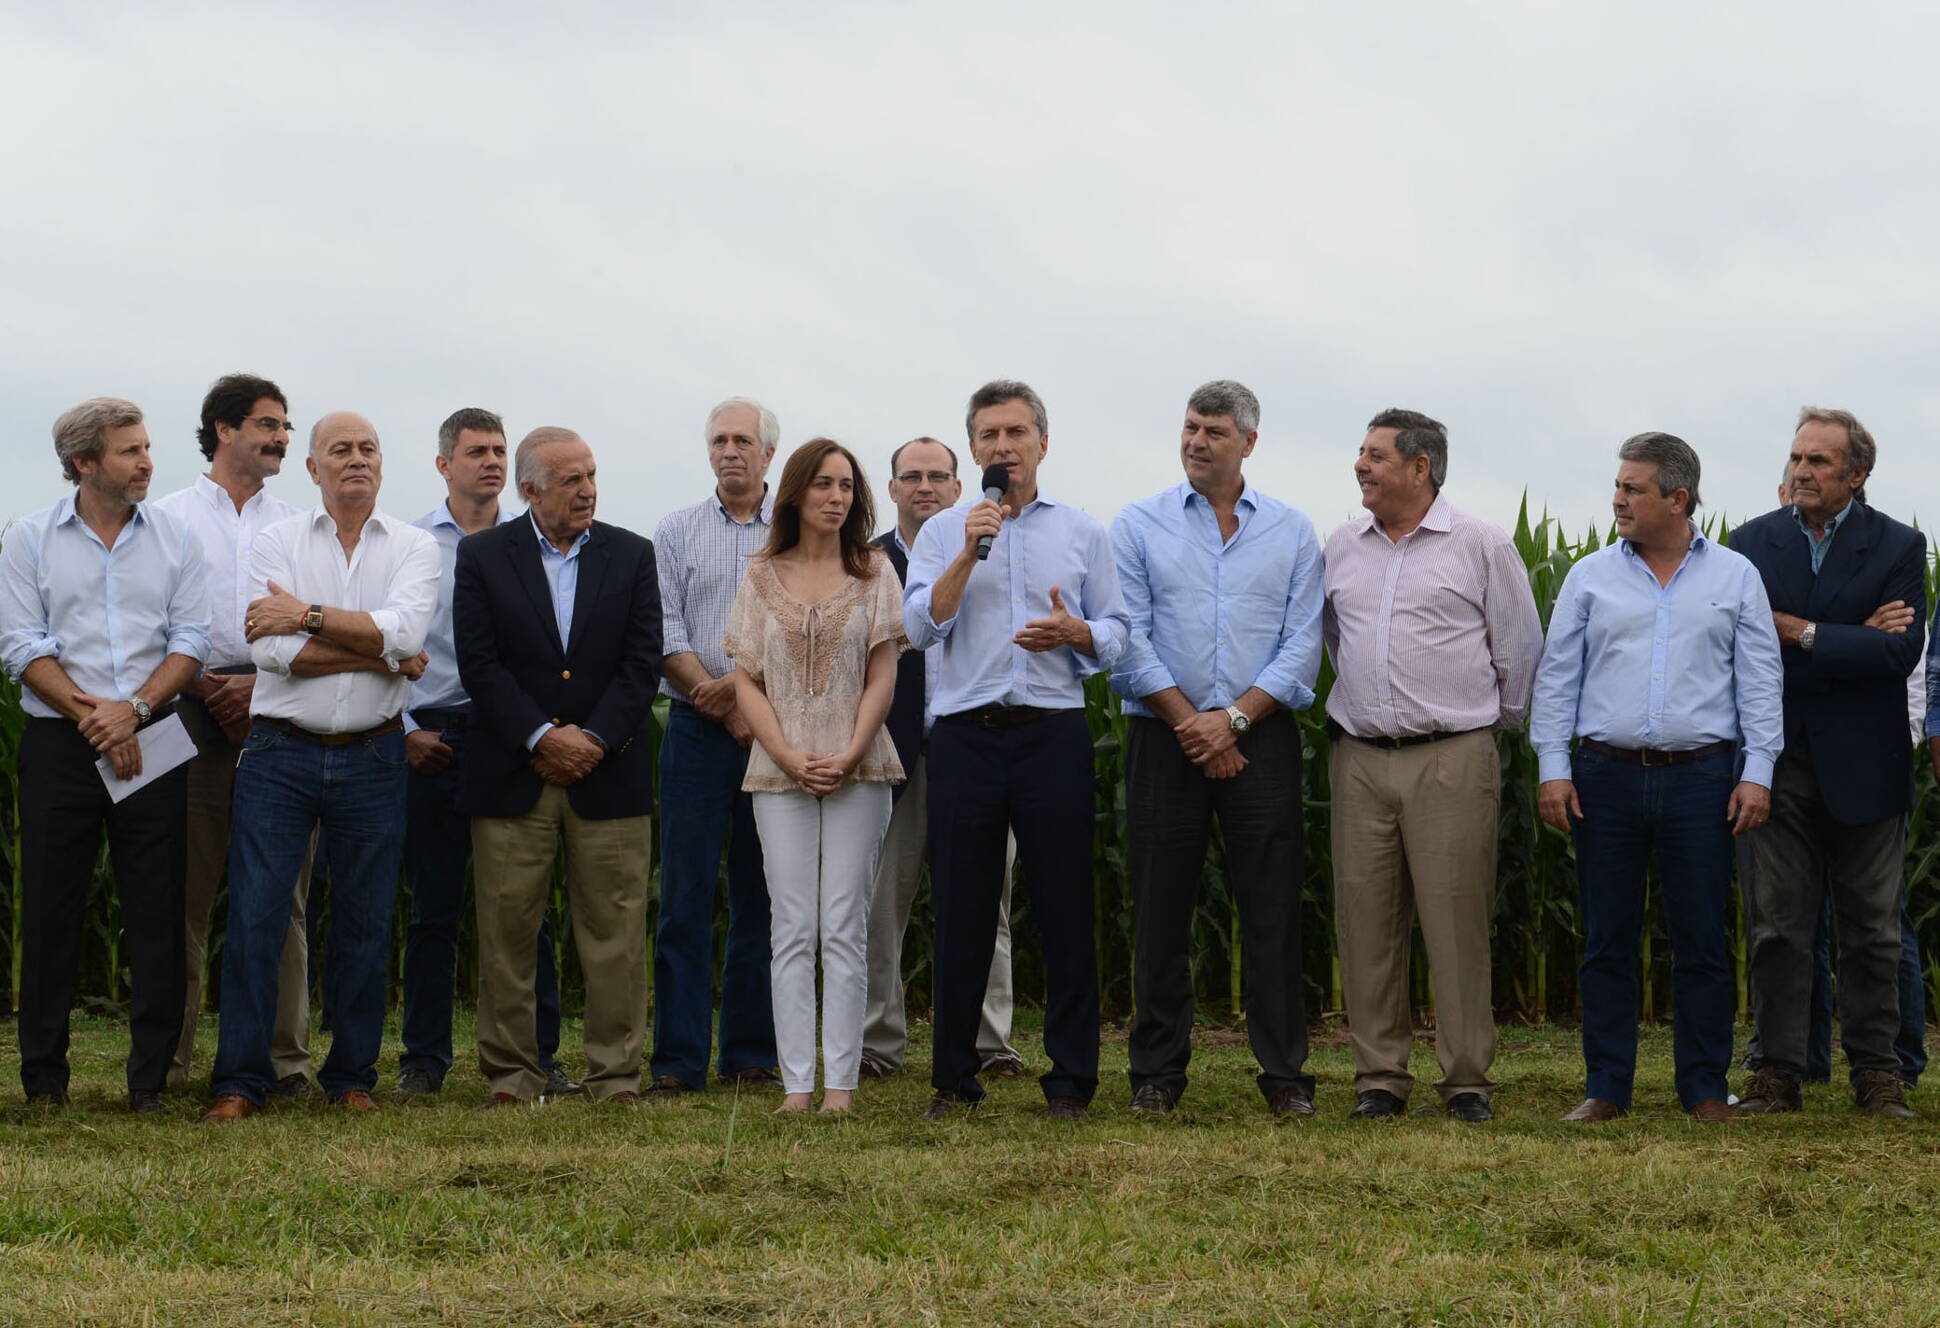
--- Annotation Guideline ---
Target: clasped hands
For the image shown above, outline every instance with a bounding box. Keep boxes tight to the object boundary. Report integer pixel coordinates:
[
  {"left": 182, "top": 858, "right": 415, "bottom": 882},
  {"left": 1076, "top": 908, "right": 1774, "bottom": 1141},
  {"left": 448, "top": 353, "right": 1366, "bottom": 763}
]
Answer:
[
  {"left": 686, "top": 673, "right": 753, "bottom": 747},
  {"left": 73, "top": 693, "right": 142, "bottom": 779},
  {"left": 773, "top": 747, "right": 860, "bottom": 798},
  {"left": 1175, "top": 708, "right": 1246, "bottom": 779},
  {"left": 532, "top": 724, "right": 604, "bottom": 786}
]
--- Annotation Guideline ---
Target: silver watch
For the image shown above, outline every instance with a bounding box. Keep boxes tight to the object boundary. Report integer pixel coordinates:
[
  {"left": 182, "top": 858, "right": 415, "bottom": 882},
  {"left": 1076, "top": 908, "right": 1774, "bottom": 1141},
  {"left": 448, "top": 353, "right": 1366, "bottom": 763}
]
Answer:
[
  {"left": 1225, "top": 705, "right": 1250, "bottom": 734},
  {"left": 131, "top": 697, "right": 152, "bottom": 725},
  {"left": 1799, "top": 622, "right": 1817, "bottom": 652}
]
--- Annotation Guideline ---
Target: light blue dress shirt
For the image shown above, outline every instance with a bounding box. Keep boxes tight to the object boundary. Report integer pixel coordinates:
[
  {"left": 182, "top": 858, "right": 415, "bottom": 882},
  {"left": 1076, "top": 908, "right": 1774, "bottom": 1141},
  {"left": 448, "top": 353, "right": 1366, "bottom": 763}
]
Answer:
[
  {"left": 1531, "top": 530, "right": 1784, "bottom": 786},
  {"left": 0, "top": 497, "right": 211, "bottom": 718},
  {"left": 1109, "top": 481, "right": 1323, "bottom": 716},
  {"left": 892, "top": 527, "right": 942, "bottom": 733},
  {"left": 524, "top": 515, "right": 590, "bottom": 751},
  {"left": 903, "top": 493, "right": 1129, "bottom": 715},
  {"left": 1791, "top": 500, "right": 1855, "bottom": 575},
  {"left": 406, "top": 498, "right": 521, "bottom": 727},
  {"left": 1926, "top": 624, "right": 1939, "bottom": 740}
]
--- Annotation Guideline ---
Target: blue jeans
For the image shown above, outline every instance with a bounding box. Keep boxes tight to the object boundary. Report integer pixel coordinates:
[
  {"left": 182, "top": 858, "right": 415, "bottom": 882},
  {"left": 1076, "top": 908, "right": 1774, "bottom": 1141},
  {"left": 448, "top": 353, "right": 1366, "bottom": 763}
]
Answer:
[
  {"left": 1573, "top": 745, "right": 1737, "bottom": 1110},
  {"left": 212, "top": 722, "right": 407, "bottom": 1105},
  {"left": 651, "top": 703, "right": 775, "bottom": 1084},
  {"left": 400, "top": 717, "right": 563, "bottom": 1079}
]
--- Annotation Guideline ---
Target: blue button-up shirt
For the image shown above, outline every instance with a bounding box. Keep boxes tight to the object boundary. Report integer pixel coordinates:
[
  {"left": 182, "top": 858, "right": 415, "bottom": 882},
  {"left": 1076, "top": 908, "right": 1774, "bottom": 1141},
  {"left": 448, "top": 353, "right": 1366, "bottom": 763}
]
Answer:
[
  {"left": 654, "top": 489, "right": 775, "bottom": 701},
  {"left": 1531, "top": 530, "right": 1784, "bottom": 786},
  {"left": 1108, "top": 480, "right": 1322, "bottom": 716},
  {"left": 0, "top": 497, "right": 211, "bottom": 718},
  {"left": 524, "top": 514, "right": 590, "bottom": 750},
  {"left": 406, "top": 498, "right": 521, "bottom": 726},
  {"left": 1791, "top": 499, "right": 1855, "bottom": 575},
  {"left": 904, "top": 493, "right": 1129, "bottom": 714}
]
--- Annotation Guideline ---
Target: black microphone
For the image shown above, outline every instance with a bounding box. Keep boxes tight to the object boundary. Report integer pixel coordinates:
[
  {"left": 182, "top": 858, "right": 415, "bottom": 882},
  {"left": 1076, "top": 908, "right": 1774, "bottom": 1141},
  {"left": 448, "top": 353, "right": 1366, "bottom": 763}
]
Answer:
[{"left": 975, "top": 462, "right": 1009, "bottom": 561}]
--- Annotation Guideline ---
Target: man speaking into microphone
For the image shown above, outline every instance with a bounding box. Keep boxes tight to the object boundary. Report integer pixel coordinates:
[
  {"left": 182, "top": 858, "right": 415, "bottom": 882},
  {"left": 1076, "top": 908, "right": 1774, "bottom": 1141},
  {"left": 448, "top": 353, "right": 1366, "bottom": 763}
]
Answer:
[{"left": 903, "top": 379, "right": 1129, "bottom": 1121}]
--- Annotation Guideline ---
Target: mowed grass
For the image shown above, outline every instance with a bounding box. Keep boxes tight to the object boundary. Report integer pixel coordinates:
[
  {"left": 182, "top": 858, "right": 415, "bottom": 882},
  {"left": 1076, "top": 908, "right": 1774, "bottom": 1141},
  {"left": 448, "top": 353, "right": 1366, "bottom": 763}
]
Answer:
[{"left": 4, "top": 1017, "right": 1940, "bottom": 1325}]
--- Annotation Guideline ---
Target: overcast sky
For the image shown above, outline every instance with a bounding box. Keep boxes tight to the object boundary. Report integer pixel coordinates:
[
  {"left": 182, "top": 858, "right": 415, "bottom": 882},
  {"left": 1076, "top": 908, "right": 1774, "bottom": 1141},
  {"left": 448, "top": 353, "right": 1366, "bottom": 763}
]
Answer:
[{"left": 6, "top": 2, "right": 1937, "bottom": 543}]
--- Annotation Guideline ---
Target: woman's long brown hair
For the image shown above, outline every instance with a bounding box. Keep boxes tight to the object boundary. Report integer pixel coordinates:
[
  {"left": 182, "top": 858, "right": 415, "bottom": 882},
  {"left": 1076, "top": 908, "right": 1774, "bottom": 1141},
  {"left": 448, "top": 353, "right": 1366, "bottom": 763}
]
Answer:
[{"left": 759, "top": 437, "right": 878, "bottom": 578}]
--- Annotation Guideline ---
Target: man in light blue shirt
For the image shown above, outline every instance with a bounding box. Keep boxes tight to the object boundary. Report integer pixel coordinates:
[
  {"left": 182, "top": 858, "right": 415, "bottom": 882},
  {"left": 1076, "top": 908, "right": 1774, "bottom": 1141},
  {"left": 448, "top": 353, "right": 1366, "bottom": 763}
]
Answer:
[
  {"left": 395, "top": 408, "right": 576, "bottom": 1100},
  {"left": 1532, "top": 432, "right": 1782, "bottom": 1123},
  {"left": 1109, "top": 380, "right": 1322, "bottom": 1119},
  {"left": 0, "top": 397, "right": 210, "bottom": 1112},
  {"left": 904, "top": 379, "right": 1128, "bottom": 1121}
]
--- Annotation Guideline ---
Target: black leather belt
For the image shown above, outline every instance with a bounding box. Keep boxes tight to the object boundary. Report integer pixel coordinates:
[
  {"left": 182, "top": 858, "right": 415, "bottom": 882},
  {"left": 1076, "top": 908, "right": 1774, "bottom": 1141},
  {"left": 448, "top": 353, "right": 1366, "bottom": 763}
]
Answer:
[
  {"left": 1327, "top": 720, "right": 1479, "bottom": 749},
  {"left": 1579, "top": 738, "right": 1732, "bottom": 767},
  {"left": 211, "top": 665, "right": 257, "bottom": 676},
  {"left": 943, "top": 704, "right": 1079, "bottom": 730},
  {"left": 256, "top": 715, "right": 404, "bottom": 746}
]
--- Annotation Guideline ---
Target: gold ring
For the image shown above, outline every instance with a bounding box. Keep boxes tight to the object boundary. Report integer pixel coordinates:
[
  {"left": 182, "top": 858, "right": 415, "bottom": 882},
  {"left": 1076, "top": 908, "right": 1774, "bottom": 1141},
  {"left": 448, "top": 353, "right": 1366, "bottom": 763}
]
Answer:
[{"left": 246, "top": 618, "right": 256, "bottom": 631}]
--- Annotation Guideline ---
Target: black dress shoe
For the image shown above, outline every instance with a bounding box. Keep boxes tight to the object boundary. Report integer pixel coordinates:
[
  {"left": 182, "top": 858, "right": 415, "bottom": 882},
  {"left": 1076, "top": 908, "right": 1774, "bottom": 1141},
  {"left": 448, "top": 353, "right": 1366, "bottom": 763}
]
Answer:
[
  {"left": 128, "top": 1090, "right": 165, "bottom": 1115},
  {"left": 922, "top": 1090, "right": 978, "bottom": 1121},
  {"left": 268, "top": 1073, "right": 314, "bottom": 1099},
  {"left": 857, "top": 1058, "right": 893, "bottom": 1081},
  {"left": 979, "top": 1051, "right": 1026, "bottom": 1079},
  {"left": 23, "top": 1091, "right": 69, "bottom": 1108},
  {"left": 1269, "top": 1085, "right": 1317, "bottom": 1119},
  {"left": 1446, "top": 1092, "right": 1492, "bottom": 1122},
  {"left": 1351, "top": 1089, "right": 1407, "bottom": 1119},
  {"left": 1047, "top": 1096, "right": 1087, "bottom": 1121},
  {"left": 394, "top": 1067, "right": 442, "bottom": 1096},
  {"left": 1129, "top": 1084, "right": 1176, "bottom": 1115},
  {"left": 720, "top": 1066, "right": 781, "bottom": 1088}
]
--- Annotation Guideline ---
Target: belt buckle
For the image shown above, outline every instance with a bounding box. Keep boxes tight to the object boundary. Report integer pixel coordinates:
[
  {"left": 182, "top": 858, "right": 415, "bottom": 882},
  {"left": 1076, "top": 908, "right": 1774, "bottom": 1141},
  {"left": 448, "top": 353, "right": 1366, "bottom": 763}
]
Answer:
[{"left": 1639, "top": 747, "right": 1666, "bottom": 767}]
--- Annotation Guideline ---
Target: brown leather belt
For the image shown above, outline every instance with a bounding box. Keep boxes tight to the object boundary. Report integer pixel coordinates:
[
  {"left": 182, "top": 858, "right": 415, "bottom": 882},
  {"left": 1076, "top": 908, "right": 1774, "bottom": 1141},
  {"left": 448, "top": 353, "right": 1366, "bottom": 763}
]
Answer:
[
  {"left": 1579, "top": 737, "right": 1732, "bottom": 767},
  {"left": 256, "top": 715, "right": 403, "bottom": 747},
  {"left": 944, "top": 704, "right": 1079, "bottom": 730},
  {"left": 1327, "top": 720, "right": 1481, "bottom": 749}
]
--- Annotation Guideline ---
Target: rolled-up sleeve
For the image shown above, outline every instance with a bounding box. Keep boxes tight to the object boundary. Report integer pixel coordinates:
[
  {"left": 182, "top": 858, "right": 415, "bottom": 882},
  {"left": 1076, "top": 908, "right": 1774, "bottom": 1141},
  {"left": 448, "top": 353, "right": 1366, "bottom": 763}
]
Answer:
[
  {"left": 1531, "top": 567, "right": 1590, "bottom": 783},
  {"left": 902, "top": 511, "right": 957, "bottom": 648},
  {"left": 1107, "top": 512, "right": 1175, "bottom": 701},
  {"left": 163, "top": 519, "right": 212, "bottom": 663},
  {"left": 370, "top": 528, "right": 441, "bottom": 661},
  {"left": 1250, "top": 512, "right": 1323, "bottom": 712},
  {"left": 0, "top": 517, "right": 58, "bottom": 679},
  {"left": 1074, "top": 521, "right": 1128, "bottom": 675},
  {"left": 1731, "top": 565, "right": 1785, "bottom": 789}
]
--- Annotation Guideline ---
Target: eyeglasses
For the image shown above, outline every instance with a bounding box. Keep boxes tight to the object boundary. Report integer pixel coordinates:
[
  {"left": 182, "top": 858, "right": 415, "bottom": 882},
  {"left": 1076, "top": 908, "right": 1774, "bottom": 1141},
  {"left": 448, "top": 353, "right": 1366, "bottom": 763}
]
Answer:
[
  {"left": 895, "top": 470, "right": 956, "bottom": 486},
  {"left": 245, "top": 416, "right": 292, "bottom": 434}
]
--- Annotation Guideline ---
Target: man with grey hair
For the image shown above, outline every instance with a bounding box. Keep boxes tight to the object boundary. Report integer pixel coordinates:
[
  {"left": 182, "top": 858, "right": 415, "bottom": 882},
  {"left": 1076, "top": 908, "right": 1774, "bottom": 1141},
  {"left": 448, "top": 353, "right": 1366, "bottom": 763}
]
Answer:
[
  {"left": 1321, "top": 407, "right": 1543, "bottom": 1122},
  {"left": 152, "top": 372, "right": 314, "bottom": 1096},
  {"left": 1533, "top": 432, "right": 1782, "bottom": 1123},
  {"left": 202, "top": 412, "right": 440, "bottom": 1122},
  {"left": 1111, "top": 381, "right": 1325, "bottom": 1117},
  {"left": 455, "top": 427, "right": 662, "bottom": 1106},
  {"left": 1729, "top": 407, "right": 1927, "bottom": 1119},
  {"left": 0, "top": 398, "right": 209, "bottom": 1111},
  {"left": 648, "top": 397, "right": 782, "bottom": 1095},
  {"left": 395, "top": 408, "right": 576, "bottom": 1098}
]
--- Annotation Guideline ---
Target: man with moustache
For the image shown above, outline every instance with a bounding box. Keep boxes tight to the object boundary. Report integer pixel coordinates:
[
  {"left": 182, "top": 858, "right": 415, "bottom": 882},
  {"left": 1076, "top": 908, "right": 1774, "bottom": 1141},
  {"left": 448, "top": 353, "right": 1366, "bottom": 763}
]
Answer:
[
  {"left": 859, "top": 436, "right": 1023, "bottom": 1082},
  {"left": 394, "top": 408, "right": 577, "bottom": 1099},
  {"left": 201, "top": 412, "right": 440, "bottom": 1121},
  {"left": 456, "top": 428, "right": 662, "bottom": 1106},
  {"left": 0, "top": 398, "right": 209, "bottom": 1111},
  {"left": 1321, "top": 408, "right": 1543, "bottom": 1122},
  {"left": 905, "top": 379, "right": 1130, "bottom": 1121},
  {"left": 648, "top": 398, "right": 782, "bottom": 1096},
  {"left": 1533, "top": 432, "right": 1782, "bottom": 1123},
  {"left": 1111, "top": 381, "right": 1325, "bottom": 1118},
  {"left": 153, "top": 374, "right": 316, "bottom": 1095},
  {"left": 1730, "top": 408, "right": 1927, "bottom": 1118}
]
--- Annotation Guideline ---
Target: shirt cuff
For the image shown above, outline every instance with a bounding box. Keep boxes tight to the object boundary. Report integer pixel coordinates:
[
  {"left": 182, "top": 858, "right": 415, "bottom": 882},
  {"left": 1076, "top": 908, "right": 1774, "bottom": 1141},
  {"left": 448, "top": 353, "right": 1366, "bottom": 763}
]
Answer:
[
  {"left": 1113, "top": 663, "right": 1177, "bottom": 702},
  {"left": 526, "top": 722, "right": 553, "bottom": 752},
  {"left": 1537, "top": 749, "right": 1573, "bottom": 783},
  {"left": 2, "top": 635, "right": 61, "bottom": 678},
  {"left": 1738, "top": 753, "right": 1776, "bottom": 789}
]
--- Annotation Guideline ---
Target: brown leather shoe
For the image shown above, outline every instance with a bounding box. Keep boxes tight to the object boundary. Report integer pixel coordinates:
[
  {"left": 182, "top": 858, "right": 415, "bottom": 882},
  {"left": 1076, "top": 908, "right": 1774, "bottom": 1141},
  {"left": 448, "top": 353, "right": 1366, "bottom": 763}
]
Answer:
[
  {"left": 475, "top": 1091, "right": 526, "bottom": 1110},
  {"left": 1688, "top": 1098, "right": 1735, "bottom": 1122},
  {"left": 606, "top": 1090, "right": 643, "bottom": 1105},
  {"left": 199, "top": 1094, "right": 256, "bottom": 1124},
  {"left": 1560, "top": 1097, "right": 1627, "bottom": 1123},
  {"left": 1855, "top": 1069, "right": 1917, "bottom": 1119},
  {"left": 1734, "top": 1066, "right": 1801, "bottom": 1115},
  {"left": 335, "top": 1090, "right": 379, "bottom": 1112},
  {"left": 720, "top": 1066, "right": 781, "bottom": 1088},
  {"left": 643, "top": 1074, "right": 699, "bottom": 1099}
]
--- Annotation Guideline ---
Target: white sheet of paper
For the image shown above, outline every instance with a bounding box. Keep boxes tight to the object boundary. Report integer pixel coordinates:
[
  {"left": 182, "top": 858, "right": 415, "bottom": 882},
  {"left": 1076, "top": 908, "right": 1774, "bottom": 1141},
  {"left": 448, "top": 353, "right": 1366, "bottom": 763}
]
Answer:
[{"left": 95, "top": 712, "right": 198, "bottom": 802}]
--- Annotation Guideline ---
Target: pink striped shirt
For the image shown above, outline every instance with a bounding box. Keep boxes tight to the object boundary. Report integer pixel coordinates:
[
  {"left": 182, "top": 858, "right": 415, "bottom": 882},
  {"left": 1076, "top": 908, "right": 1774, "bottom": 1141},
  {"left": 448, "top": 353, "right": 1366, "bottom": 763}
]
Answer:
[{"left": 1322, "top": 495, "right": 1543, "bottom": 739}]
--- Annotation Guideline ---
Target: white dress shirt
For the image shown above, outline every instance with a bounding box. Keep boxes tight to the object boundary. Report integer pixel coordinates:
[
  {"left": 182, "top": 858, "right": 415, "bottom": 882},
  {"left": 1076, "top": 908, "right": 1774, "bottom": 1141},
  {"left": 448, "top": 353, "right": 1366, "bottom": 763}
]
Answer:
[
  {"left": 247, "top": 506, "right": 441, "bottom": 733},
  {"left": 0, "top": 497, "right": 211, "bottom": 719},
  {"left": 406, "top": 498, "right": 522, "bottom": 727},
  {"left": 151, "top": 475, "right": 300, "bottom": 670}
]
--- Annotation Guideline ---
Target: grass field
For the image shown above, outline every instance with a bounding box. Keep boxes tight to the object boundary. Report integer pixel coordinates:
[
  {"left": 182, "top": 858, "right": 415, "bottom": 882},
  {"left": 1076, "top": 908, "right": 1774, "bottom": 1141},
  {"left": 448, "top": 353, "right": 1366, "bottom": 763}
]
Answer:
[{"left": 5, "top": 1016, "right": 1940, "bottom": 1325}]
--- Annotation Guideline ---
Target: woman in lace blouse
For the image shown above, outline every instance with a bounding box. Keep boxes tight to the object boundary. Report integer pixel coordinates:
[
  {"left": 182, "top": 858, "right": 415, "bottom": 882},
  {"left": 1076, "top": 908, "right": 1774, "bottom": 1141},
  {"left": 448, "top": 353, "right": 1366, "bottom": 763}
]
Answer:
[{"left": 722, "top": 438, "right": 906, "bottom": 1112}]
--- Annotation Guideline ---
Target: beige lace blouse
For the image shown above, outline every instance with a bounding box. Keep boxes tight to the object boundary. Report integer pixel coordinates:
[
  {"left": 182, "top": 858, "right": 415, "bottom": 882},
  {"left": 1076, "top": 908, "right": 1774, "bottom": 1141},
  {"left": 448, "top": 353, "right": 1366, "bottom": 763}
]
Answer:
[{"left": 721, "top": 552, "right": 909, "bottom": 794}]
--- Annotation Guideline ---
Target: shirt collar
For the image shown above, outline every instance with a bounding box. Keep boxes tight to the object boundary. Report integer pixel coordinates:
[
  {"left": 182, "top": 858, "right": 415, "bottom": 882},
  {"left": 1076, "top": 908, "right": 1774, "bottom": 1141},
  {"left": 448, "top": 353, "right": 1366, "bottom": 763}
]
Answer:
[
  {"left": 54, "top": 494, "right": 148, "bottom": 530},
  {"left": 1620, "top": 523, "right": 1708, "bottom": 559},
  {"left": 1176, "top": 479, "right": 1259, "bottom": 511},
  {"left": 430, "top": 499, "right": 519, "bottom": 530},
  {"left": 530, "top": 512, "right": 590, "bottom": 558},
  {"left": 309, "top": 504, "right": 393, "bottom": 535},
  {"left": 713, "top": 486, "right": 775, "bottom": 526},
  {"left": 1792, "top": 500, "right": 1856, "bottom": 540}
]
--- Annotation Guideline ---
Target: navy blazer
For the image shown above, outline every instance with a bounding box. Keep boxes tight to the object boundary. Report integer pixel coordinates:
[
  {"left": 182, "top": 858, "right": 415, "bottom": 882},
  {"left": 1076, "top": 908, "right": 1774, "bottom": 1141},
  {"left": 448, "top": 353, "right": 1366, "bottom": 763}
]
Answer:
[
  {"left": 453, "top": 515, "right": 663, "bottom": 820},
  {"left": 1729, "top": 501, "right": 1926, "bottom": 824},
  {"left": 875, "top": 530, "right": 925, "bottom": 802}
]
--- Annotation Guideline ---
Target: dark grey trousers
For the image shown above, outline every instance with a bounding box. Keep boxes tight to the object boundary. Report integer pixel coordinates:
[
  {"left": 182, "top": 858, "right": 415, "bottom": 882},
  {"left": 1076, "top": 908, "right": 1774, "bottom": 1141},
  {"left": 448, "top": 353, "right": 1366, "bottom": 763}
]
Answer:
[{"left": 1746, "top": 740, "right": 1906, "bottom": 1084}]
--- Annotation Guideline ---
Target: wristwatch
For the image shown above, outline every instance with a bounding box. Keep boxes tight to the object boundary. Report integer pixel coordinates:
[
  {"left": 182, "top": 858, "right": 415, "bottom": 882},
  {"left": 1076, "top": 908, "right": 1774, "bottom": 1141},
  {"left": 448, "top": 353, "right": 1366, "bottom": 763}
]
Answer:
[
  {"left": 302, "top": 604, "right": 325, "bottom": 634},
  {"left": 1799, "top": 622, "right": 1817, "bottom": 652},
  {"left": 131, "top": 698, "right": 152, "bottom": 725},
  {"left": 1225, "top": 705, "right": 1251, "bottom": 734}
]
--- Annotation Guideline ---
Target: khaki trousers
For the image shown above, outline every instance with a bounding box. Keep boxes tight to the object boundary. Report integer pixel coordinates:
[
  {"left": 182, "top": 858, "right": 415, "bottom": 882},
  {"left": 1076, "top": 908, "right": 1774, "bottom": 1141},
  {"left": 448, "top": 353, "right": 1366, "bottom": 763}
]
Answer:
[
  {"left": 473, "top": 786, "right": 649, "bottom": 1101},
  {"left": 171, "top": 694, "right": 313, "bottom": 1088},
  {"left": 1330, "top": 728, "right": 1499, "bottom": 1102}
]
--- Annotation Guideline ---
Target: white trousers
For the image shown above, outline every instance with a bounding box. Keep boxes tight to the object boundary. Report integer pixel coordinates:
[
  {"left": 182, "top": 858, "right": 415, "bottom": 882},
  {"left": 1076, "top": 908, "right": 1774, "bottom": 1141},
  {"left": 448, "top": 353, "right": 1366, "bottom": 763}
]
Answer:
[{"left": 752, "top": 780, "right": 893, "bottom": 1094}]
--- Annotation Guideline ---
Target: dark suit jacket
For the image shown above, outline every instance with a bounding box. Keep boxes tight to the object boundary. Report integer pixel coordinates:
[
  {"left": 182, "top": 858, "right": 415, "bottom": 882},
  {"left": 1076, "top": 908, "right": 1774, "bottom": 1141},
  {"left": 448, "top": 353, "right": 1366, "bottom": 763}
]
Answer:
[
  {"left": 1729, "top": 501, "right": 1926, "bottom": 824},
  {"left": 453, "top": 515, "right": 663, "bottom": 819},
  {"left": 876, "top": 530, "right": 924, "bottom": 803}
]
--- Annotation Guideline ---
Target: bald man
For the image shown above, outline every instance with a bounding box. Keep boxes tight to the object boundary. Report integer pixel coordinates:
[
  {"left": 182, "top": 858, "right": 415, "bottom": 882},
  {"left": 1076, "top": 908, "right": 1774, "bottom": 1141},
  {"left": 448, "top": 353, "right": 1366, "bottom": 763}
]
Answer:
[{"left": 202, "top": 412, "right": 441, "bottom": 1122}]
